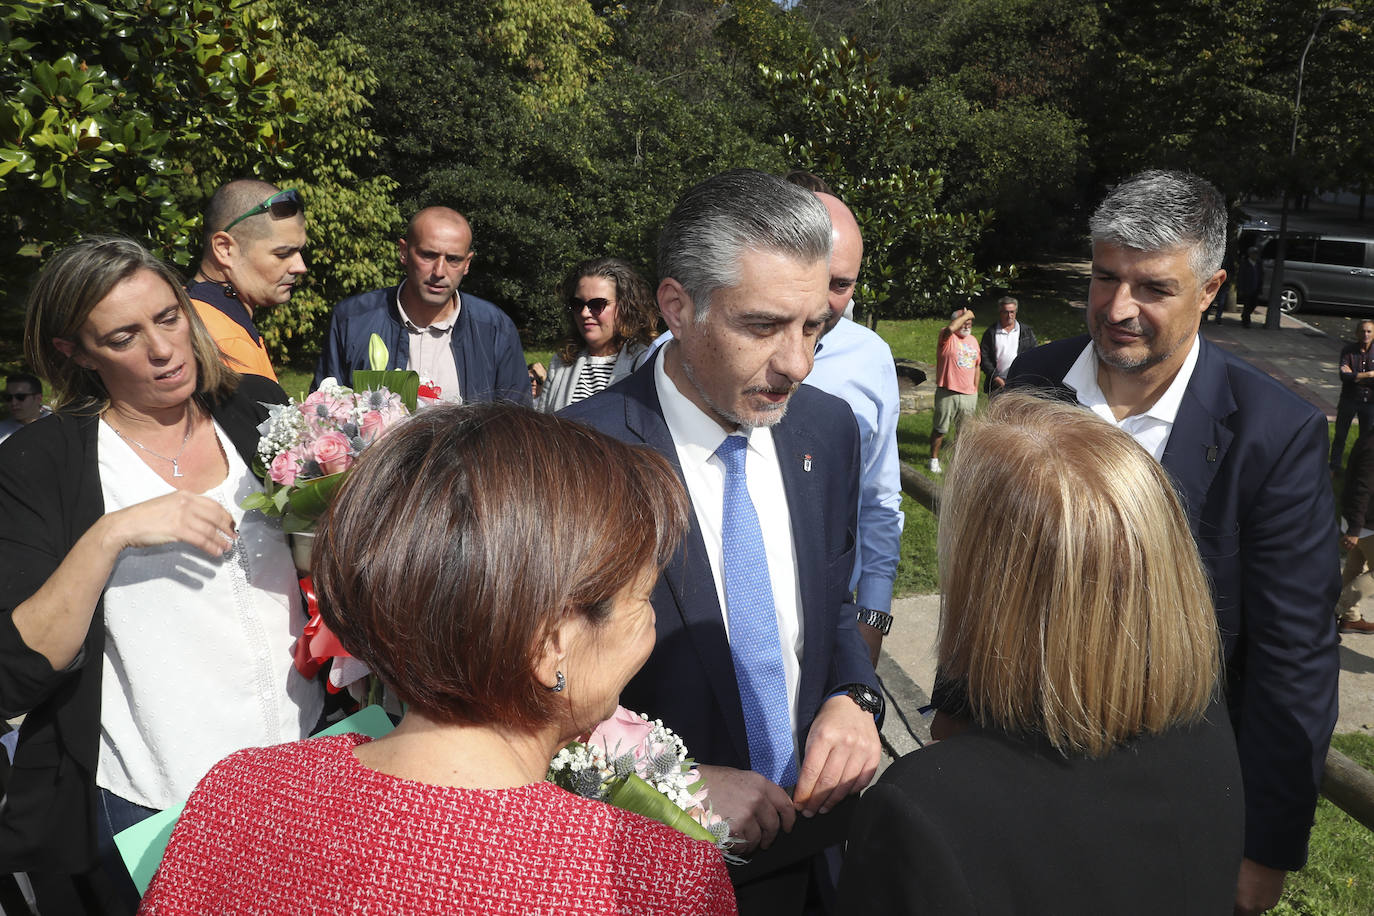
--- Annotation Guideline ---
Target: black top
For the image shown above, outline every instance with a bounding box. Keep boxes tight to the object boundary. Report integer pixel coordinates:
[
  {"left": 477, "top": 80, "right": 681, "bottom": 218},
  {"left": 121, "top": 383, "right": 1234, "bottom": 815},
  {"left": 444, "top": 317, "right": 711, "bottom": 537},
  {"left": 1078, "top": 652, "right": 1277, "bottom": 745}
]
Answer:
[
  {"left": 838, "top": 703, "right": 1244, "bottom": 915},
  {"left": 0, "top": 375, "right": 286, "bottom": 873}
]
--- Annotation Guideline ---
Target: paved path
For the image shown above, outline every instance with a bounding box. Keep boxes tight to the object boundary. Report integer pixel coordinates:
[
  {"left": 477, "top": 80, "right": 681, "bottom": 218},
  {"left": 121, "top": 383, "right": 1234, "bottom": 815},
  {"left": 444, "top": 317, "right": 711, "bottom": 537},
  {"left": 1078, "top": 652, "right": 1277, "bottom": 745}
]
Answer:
[{"left": 878, "top": 306, "right": 1374, "bottom": 761}]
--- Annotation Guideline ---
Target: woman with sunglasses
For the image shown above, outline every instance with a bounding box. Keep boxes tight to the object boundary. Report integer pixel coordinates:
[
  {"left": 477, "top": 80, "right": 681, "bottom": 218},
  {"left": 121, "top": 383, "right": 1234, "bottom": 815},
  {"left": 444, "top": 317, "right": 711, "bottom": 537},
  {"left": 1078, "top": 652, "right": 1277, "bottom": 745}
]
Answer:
[
  {"left": 187, "top": 180, "right": 308, "bottom": 383},
  {"left": 0, "top": 237, "right": 322, "bottom": 914},
  {"left": 535, "top": 257, "right": 659, "bottom": 412}
]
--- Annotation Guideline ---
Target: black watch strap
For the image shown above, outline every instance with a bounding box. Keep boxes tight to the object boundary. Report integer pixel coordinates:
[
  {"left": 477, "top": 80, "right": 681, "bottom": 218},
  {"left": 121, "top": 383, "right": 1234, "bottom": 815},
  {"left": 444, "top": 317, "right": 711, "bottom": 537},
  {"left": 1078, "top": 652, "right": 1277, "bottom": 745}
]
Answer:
[{"left": 839, "top": 682, "right": 885, "bottom": 727}]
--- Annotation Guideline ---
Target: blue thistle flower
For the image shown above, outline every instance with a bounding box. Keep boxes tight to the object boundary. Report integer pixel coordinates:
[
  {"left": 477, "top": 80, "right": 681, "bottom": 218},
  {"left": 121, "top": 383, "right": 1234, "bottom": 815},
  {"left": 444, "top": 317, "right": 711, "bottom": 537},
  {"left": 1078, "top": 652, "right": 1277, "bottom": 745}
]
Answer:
[
  {"left": 646, "top": 750, "right": 678, "bottom": 780},
  {"left": 611, "top": 753, "right": 636, "bottom": 779},
  {"left": 571, "top": 766, "right": 607, "bottom": 800}
]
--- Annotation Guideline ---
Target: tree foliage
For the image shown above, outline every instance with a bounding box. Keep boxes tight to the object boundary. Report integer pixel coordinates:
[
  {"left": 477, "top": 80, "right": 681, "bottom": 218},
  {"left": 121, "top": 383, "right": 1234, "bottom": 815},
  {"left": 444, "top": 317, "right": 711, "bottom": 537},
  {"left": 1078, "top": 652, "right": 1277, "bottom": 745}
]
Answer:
[
  {"left": 763, "top": 39, "right": 1012, "bottom": 324},
  {"left": 0, "top": 0, "right": 399, "bottom": 363},
  {"left": 247, "top": 8, "right": 400, "bottom": 360},
  {"left": 0, "top": 0, "right": 296, "bottom": 293}
]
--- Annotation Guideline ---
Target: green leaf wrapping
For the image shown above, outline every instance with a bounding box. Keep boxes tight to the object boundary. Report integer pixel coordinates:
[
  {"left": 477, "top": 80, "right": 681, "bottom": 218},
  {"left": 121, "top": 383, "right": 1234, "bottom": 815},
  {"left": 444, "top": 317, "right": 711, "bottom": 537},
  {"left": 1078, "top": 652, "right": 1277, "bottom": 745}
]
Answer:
[
  {"left": 284, "top": 471, "right": 348, "bottom": 526},
  {"left": 351, "top": 369, "right": 421, "bottom": 412},
  {"left": 605, "top": 773, "right": 716, "bottom": 845}
]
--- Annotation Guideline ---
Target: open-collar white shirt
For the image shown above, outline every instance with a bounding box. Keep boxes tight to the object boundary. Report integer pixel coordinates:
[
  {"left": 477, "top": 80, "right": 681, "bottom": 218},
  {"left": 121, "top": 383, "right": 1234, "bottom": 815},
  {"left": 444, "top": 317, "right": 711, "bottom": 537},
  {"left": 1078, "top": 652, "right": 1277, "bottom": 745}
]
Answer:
[
  {"left": 395, "top": 280, "right": 462, "bottom": 402},
  {"left": 654, "top": 348, "right": 804, "bottom": 740},
  {"left": 993, "top": 320, "right": 1022, "bottom": 377},
  {"left": 1063, "top": 334, "right": 1201, "bottom": 462}
]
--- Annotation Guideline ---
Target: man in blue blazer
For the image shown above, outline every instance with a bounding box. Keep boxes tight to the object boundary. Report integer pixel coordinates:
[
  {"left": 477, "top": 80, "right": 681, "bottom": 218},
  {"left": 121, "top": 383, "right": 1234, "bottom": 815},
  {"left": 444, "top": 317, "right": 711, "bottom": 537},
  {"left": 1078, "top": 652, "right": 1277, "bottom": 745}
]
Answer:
[
  {"left": 1004, "top": 170, "right": 1340, "bottom": 915},
  {"left": 312, "top": 207, "right": 530, "bottom": 405},
  {"left": 561, "top": 170, "right": 881, "bottom": 914}
]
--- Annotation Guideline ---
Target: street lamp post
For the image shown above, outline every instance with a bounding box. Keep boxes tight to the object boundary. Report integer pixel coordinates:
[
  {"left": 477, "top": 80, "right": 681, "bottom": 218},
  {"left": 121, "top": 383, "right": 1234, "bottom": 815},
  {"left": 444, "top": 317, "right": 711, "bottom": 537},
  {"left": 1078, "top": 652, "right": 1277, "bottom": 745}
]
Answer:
[{"left": 1265, "top": 6, "right": 1355, "bottom": 330}]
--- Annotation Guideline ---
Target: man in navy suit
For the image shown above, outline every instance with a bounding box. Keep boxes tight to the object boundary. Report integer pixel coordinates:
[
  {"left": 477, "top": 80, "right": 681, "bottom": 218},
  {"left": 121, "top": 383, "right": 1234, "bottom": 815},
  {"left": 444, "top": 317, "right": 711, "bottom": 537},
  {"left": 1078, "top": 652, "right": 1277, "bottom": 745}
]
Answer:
[
  {"left": 1004, "top": 170, "right": 1339, "bottom": 915},
  {"left": 561, "top": 169, "right": 881, "bottom": 913}
]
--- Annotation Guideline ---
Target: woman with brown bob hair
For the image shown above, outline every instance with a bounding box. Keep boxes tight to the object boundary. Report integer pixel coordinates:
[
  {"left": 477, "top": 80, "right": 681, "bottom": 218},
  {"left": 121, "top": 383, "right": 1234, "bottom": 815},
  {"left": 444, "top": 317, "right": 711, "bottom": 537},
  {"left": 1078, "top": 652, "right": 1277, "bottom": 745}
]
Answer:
[
  {"left": 839, "top": 392, "right": 1244, "bottom": 914},
  {"left": 0, "top": 237, "right": 319, "bottom": 914},
  {"left": 141, "top": 403, "right": 738, "bottom": 915},
  {"left": 534, "top": 257, "right": 659, "bottom": 412}
]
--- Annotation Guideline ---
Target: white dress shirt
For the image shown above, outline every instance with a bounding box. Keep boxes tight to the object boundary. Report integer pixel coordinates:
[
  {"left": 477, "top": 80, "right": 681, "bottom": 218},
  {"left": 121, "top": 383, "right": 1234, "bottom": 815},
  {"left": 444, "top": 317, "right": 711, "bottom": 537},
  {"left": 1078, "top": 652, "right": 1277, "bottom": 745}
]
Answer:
[
  {"left": 1063, "top": 335, "right": 1201, "bottom": 461},
  {"left": 993, "top": 322, "right": 1022, "bottom": 378},
  {"left": 396, "top": 281, "right": 462, "bottom": 402},
  {"left": 654, "top": 350, "right": 804, "bottom": 742}
]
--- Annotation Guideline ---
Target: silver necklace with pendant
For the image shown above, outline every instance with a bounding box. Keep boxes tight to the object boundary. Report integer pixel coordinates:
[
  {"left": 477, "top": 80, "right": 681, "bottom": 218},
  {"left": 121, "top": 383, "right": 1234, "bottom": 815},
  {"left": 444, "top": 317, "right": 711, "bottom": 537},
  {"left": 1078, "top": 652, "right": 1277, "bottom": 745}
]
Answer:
[{"left": 108, "top": 407, "right": 196, "bottom": 478}]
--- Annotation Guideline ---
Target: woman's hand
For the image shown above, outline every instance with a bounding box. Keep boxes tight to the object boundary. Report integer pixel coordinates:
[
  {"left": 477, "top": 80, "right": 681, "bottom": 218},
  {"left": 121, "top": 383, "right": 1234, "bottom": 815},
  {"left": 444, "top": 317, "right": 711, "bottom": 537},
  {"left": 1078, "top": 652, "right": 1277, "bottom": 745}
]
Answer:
[
  {"left": 13, "top": 492, "right": 237, "bottom": 671},
  {"left": 99, "top": 490, "right": 237, "bottom": 558}
]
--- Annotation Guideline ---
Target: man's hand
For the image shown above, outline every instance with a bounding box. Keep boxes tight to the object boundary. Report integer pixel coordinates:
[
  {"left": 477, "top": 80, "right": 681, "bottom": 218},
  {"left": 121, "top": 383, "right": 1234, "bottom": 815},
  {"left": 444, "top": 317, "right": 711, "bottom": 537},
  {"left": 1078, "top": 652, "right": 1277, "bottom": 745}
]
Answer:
[
  {"left": 792, "top": 694, "right": 880, "bottom": 818},
  {"left": 993, "top": 376, "right": 1007, "bottom": 390},
  {"left": 1341, "top": 533, "right": 1358, "bottom": 552},
  {"left": 696, "top": 764, "right": 796, "bottom": 855},
  {"left": 1234, "top": 858, "right": 1286, "bottom": 915},
  {"left": 857, "top": 621, "right": 883, "bottom": 668}
]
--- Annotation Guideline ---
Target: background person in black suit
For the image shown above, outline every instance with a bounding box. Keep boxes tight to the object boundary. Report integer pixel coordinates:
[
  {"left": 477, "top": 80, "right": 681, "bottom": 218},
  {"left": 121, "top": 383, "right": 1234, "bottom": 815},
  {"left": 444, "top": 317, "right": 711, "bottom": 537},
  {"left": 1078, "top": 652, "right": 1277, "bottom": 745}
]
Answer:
[
  {"left": 561, "top": 169, "right": 881, "bottom": 915},
  {"left": 840, "top": 393, "right": 1243, "bottom": 915},
  {"left": 999, "top": 170, "right": 1339, "bottom": 915},
  {"left": 978, "top": 296, "right": 1036, "bottom": 393}
]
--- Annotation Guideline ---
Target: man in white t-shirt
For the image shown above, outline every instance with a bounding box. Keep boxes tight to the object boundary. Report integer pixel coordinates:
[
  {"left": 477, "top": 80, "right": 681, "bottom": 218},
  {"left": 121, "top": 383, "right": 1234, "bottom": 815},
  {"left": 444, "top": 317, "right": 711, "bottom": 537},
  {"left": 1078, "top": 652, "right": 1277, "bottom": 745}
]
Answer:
[{"left": 978, "top": 296, "right": 1036, "bottom": 394}]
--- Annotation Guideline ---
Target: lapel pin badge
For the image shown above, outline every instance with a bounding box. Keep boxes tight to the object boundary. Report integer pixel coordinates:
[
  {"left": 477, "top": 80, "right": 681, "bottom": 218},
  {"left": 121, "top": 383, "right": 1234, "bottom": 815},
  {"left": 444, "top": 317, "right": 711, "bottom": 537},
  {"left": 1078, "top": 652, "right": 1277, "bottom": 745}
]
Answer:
[
  {"left": 1205, "top": 445, "right": 1218, "bottom": 463},
  {"left": 803, "top": 453, "right": 812, "bottom": 472}
]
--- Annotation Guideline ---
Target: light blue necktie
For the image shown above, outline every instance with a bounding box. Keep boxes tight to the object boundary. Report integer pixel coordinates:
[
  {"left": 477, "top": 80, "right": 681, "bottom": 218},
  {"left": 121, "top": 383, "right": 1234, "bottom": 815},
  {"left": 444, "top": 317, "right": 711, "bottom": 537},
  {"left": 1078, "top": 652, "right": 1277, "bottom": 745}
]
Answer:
[{"left": 715, "top": 434, "right": 797, "bottom": 786}]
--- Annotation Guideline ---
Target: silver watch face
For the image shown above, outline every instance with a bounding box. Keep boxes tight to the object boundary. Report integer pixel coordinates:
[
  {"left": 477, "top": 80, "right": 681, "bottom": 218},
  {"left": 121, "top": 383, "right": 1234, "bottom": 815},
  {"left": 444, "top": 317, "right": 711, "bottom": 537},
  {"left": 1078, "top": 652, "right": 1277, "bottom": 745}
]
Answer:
[{"left": 850, "top": 685, "right": 881, "bottom": 713}]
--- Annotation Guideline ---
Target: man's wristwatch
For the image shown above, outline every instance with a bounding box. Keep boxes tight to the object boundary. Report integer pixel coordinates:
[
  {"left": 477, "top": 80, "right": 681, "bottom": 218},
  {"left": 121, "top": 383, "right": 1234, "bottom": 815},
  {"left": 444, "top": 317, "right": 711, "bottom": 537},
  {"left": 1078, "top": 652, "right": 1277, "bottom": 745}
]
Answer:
[
  {"left": 856, "top": 607, "right": 893, "bottom": 635},
  {"left": 839, "top": 682, "right": 886, "bottom": 727}
]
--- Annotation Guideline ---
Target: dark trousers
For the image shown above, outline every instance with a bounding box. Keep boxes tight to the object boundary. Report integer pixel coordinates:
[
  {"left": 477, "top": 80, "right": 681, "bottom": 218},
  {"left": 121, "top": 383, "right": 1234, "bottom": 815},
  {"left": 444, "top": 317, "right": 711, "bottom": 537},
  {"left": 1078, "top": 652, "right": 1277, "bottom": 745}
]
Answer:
[
  {"left": 1330, "top": 397, "right": 1374, "bottom": 470},
  {"left": 26, "top": 789, "right": 154, "bottom": 916}
]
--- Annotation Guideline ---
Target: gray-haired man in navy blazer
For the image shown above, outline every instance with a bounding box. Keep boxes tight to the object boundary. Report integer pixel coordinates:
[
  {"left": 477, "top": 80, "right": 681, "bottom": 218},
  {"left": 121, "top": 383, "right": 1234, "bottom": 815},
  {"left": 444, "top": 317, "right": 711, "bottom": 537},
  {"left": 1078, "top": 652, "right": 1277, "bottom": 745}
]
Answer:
[
  {"left": 562, "top": 169, "right": 881, "bottom": 914},
  {"left": 1003, "top": 170, "right": 1339, "bottom": 915}
]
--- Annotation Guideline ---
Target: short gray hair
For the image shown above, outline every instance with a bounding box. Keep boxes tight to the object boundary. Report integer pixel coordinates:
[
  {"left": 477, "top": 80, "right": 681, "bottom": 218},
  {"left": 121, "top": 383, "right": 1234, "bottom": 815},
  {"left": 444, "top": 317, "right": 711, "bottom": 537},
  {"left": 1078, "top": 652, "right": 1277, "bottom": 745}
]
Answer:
[
  {"left": 657, "top": 169, "right": 832, "bottom": 318},
  {"left": 1089, "top": 170, "right": 1226, "bottom": 284}
]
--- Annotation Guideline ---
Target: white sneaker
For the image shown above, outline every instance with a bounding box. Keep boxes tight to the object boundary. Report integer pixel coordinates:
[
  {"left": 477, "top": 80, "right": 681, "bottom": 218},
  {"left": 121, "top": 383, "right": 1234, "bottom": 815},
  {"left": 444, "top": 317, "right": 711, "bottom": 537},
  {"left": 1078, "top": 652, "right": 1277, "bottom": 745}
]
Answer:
[{"left": 928, "top": 458, "right": 942, "bottom": 474}]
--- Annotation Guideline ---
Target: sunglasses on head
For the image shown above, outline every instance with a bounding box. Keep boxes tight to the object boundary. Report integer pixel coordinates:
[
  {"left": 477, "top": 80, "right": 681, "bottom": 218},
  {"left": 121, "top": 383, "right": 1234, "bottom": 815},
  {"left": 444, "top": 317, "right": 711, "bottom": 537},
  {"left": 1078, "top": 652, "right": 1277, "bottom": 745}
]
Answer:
[
  {"left": 3, "top": 391, "right": 35, "bottom": 402},
  {"left": 568, "top": 297, "right": 612, "bottom": 317},
  {"left": 223, "top": 188, "right": 304, "bottom": 232}
]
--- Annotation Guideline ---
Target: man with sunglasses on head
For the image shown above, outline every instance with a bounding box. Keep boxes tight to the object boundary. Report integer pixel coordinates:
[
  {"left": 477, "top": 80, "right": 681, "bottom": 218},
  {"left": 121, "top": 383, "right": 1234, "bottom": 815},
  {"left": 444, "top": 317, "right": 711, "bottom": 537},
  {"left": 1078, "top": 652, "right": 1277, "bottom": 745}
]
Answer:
[
  {"left": 313, "top": 206, "right": 529, "bottom": 405},
  {"left": 189, "top": 180, "right": 309, "bottom": 382},
  {"left": 0, "top": 373, "right": 49, "bottom": 444}
]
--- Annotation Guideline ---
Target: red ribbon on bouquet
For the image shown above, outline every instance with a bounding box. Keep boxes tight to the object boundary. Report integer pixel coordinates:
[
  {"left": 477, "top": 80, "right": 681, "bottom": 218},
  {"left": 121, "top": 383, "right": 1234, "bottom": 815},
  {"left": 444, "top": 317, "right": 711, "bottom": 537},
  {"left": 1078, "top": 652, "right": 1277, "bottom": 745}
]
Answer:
[{"left": 293, "top": 575, "right": 352, "bottom": 692}]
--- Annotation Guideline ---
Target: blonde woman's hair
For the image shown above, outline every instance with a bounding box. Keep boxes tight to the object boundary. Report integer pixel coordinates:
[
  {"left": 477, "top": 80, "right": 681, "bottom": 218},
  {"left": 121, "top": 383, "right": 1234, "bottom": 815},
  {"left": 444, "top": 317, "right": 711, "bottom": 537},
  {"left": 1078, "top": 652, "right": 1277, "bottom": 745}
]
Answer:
[
  {"left": 24, "top": 236, "right": 237, "bottom": 414},
  {"left": 937, "top": 392, "right": 1220, "bottom": 757}
]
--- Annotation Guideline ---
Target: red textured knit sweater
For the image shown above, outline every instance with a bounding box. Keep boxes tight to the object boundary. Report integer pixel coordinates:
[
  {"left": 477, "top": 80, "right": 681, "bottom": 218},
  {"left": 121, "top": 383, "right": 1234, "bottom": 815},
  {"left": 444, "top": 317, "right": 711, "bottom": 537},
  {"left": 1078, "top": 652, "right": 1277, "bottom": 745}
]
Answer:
[{"left": 139, "top": 733, "right": 737, "bottom": 915}]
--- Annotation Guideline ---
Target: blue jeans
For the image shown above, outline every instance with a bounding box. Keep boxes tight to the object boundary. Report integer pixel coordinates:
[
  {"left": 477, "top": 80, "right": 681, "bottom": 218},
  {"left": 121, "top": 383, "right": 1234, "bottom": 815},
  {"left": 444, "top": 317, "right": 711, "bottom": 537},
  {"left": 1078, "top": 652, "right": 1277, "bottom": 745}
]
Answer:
[{"left": 95, "top": 788, "right": 158, "bottom": 912}]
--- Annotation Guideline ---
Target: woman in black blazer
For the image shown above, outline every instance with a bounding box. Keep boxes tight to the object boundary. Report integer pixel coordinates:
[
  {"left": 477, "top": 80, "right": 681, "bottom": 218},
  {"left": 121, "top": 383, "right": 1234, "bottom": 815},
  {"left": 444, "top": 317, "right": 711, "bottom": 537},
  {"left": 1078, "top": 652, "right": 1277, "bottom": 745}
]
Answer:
[
  {"left": 839, "top": 392, "right": 1244, "bottom": 915},
  {"left": 0, "top": 237, "right": 321, "bottom": 914}
]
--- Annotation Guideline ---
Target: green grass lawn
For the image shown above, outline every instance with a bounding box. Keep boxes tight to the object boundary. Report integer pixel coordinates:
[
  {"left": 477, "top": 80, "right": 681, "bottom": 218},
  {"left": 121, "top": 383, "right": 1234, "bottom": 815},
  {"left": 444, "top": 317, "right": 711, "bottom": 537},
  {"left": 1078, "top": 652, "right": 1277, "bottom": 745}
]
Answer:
[{"left": 1274, "top": 733, "right": 1374, "bottom": 916}]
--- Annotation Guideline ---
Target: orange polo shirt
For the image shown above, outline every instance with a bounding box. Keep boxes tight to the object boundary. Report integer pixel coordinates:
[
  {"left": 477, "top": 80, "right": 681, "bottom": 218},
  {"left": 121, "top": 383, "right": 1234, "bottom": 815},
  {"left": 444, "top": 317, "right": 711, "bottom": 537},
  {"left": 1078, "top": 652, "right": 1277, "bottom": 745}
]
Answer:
[{"left": 188, "top": 284, "right": 277, "bottom": 382}]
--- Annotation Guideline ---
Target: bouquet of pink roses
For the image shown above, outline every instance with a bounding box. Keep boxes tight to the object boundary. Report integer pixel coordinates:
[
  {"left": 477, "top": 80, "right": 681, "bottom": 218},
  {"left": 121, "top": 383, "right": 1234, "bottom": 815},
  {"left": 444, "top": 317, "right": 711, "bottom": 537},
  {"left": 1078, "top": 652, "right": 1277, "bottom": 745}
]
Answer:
[
  {"left": 548, "top": 705, "right": 733, "bottom": 854},
  {"left": 241, "top": 374, "right": 432, "bottom": 532},
  {"left": 243, "top": 369, "right": 436, "bottom": 705}
]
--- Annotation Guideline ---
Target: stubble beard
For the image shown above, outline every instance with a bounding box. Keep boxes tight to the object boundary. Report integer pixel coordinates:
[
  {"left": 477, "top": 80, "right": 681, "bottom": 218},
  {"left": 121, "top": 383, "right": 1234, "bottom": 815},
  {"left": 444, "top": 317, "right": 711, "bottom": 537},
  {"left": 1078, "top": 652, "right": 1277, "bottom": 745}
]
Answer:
[
  {"left": 1090, "top": 318, "right": 1187, "bottom": 375},
  {"left": 681, "top": 357, "right": 791, "bottom": 431}
]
